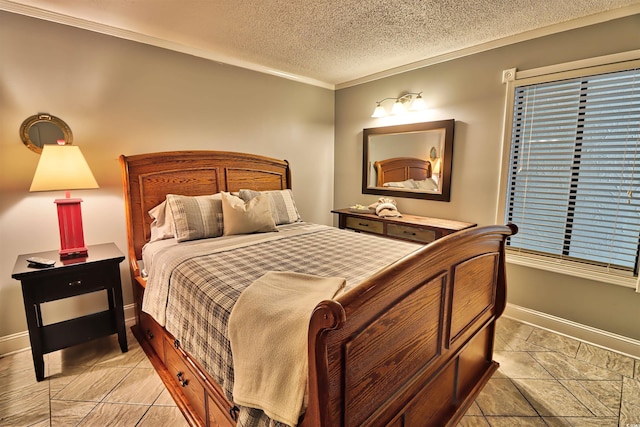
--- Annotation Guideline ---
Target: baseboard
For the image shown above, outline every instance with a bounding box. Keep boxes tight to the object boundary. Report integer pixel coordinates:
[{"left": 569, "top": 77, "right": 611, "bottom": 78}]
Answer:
[
  {"left": 503, "top": 303, "right": 640, "bottom": 359},
  {"left": 0, "top": 303, "right": 137, "bottom": 357}
]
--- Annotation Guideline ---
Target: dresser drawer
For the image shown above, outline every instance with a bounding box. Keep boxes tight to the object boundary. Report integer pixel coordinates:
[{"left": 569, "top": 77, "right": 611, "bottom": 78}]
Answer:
[
  {"left": 139, "top": 311, "right": 165, "bottom": 363},
  {"left": 346, "top": 216, "right": 384, "bottom": 234},
  {"left": 24, "top": 265, "right": 113, "bottom": 302},
  {"left": 387, "top": 224, "right": 436, "bottom": 244},
  {"left": 165, "top": 344, "right": 207, "bottom": 423}
]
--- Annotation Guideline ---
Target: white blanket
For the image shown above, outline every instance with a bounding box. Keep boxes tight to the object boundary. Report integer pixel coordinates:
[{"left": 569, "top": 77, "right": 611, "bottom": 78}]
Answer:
[{"left": 228, "top": 271, "right": 346, "bottom": 426}]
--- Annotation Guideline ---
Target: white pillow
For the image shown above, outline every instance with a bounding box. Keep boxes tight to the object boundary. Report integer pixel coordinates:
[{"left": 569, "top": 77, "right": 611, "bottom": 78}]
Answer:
[
  {"left": 148, "top": 200, "right": 175, "bottom": 242},
  {"left": 166, "top": 193, "right": 224, "bottom": 242},
  {"left": 238, "top": 189, "right": 301, "bottom": 225},
  {"left": 221, "top": 192, "right": 278, "bottom": 236}
]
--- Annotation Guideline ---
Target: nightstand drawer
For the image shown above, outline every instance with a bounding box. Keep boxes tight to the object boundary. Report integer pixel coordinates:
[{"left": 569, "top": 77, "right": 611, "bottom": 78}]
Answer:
[
  {"left": 25, "top": 265, "right": 113, "bottom": 302},
  {"left": 387, "top": 224, "right": 436, "bottom": 244},
  {"left": 346, "top": 216, "right": 384, "bottom": 234}
]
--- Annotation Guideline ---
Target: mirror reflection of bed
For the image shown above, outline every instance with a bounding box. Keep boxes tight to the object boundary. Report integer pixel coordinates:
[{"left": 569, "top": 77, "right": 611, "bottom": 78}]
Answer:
[{"left": 374, "top": 156, "right": 441, "bottom": 192}]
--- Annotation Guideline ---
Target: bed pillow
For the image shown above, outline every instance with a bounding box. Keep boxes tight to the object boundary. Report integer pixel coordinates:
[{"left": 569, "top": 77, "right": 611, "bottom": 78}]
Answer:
[
  {"left": 166, "top": 193, "right": 224, "bottom": 242},
  {"left": 221, "top": 192, "right": 278, "bottom": 236},
  {"left": 148, "top": 200, "right": 175, "bottom": 242},
  {"left": 238, "top": 189, "right": 301, "bottom": 225}
]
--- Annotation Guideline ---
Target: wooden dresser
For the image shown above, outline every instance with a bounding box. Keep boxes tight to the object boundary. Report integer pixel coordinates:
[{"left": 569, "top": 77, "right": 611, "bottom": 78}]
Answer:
[{"left": 332, "top": 208, "right": 476, "bottom": 244}]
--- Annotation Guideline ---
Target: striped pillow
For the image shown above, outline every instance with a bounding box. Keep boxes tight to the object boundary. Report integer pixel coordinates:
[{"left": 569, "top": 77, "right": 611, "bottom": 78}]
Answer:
[
  {"left": 166, "top": 193, "right": 224, "bottom": 242},
  {"left": 239, "top": 189, "right": 301, "bottom": 225}
]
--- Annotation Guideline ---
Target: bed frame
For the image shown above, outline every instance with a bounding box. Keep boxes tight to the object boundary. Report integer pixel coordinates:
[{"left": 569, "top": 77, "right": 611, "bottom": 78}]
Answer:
[
  {"left": 120, "top": 150, "right": 516, "bottom": 427},
  {"left": 374, "top": 156, "right": 432, "bottom": 186}
]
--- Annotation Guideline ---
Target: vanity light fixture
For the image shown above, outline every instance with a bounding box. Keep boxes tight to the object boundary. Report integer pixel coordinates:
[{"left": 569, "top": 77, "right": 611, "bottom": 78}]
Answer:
[
  {"left": 371, "top": 92, "right": 426, "bottom": 118},
  {"left": 30, "top": 143, "right": 99, "bottom": 258}
]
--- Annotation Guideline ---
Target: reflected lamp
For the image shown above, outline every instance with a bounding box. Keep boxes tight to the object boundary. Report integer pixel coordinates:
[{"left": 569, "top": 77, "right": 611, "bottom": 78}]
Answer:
[{"left": 29, "top": 144, "right": 99, "bottom": 258}]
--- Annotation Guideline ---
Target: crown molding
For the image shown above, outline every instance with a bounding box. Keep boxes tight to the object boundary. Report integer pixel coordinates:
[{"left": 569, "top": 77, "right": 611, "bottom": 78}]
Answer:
[{"left": 0, "top": 0, "right": 335, "bottom": 90}]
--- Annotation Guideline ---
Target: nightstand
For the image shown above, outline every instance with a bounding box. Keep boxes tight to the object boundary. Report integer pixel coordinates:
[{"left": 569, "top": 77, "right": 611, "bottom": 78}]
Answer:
[{"left": 11, "top": 243, "right": 128, "bottom": 381}]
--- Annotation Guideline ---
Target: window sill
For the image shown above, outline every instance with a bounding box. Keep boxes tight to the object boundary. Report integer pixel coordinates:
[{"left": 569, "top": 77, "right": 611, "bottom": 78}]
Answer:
[{"left": 505, "top": 252, "right": 637, "bottom": 290}]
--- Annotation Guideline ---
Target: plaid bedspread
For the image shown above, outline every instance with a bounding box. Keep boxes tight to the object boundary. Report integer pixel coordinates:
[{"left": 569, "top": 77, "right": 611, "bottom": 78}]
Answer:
[{"left": 142, "top": 222, "right": 421, "bottom": 427}]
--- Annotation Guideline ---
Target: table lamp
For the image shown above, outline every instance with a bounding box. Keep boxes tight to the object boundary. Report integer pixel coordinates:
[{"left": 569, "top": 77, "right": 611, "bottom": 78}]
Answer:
[{"left": 29, "top": 144, "right": 99, "bottom": 258}]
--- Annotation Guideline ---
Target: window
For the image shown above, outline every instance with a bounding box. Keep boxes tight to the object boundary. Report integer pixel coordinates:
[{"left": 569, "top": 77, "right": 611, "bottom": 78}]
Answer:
[{"left": 502, "top": 62, "right": 640, "bottom": 285}]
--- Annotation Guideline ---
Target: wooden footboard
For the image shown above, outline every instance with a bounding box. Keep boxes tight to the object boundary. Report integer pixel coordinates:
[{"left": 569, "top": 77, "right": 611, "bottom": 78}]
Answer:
[{"left": 305, "top": 224, "right": 516, "bottom": 427}]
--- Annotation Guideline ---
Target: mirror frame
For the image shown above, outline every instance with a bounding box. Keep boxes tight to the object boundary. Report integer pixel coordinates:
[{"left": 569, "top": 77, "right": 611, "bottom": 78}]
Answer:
[
  {"left": 20, "top": 113, "right": 73, "bottom": 154},
  {"left": 362, "top": 119, "right": 454, "bottom": 201}
]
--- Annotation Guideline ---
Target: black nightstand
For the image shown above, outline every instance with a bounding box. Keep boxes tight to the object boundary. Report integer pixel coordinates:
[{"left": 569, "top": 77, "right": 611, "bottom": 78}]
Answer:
[{"left": 11, "top": 243, "right": 128, "bottom": 381}]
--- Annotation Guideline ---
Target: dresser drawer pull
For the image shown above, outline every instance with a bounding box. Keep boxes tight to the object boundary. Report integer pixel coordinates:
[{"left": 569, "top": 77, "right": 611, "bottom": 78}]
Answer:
[
  {"left": 176, "top": 371, "right": 189, "bottom": 387},
  {"left": 68, "top": 280, "right": 82, "bottom": 286},
  {"left": 358, "top": 222, "right": 369, "bottom": 227},
  {"left": 403, "top": 231, "right": 417, "bottom": 236},
  {"left": 145, "top": 329, "right": 154, "bottom": 340}
]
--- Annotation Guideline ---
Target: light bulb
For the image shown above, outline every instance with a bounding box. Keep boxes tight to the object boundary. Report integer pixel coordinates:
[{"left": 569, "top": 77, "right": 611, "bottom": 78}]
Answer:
[
  {"left": 410, "top": 94, "right": 427, "bottom": 111},
  {"left": 371, "top": 104, "right": 387, "bottom": 118},
  {"left": 391, "top": 100, "right": 406, "bottom": 115}
]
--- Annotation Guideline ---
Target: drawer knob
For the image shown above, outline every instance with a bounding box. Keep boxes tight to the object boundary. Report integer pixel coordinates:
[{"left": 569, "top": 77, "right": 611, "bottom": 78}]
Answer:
[
  {"left": 145, "top": 329, "right": 154, "bottom": 340},
  {"left": 68, "top": 280, "right": 82, "bottom": 286},
  {"left": 176, "top": 371, "right": 189, "bottom": 387}
]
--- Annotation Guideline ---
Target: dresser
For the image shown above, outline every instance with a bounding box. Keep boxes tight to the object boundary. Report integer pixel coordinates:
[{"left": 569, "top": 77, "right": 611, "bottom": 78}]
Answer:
[{"left": 332, "top": 208, "right": 476, "bottom": 244}]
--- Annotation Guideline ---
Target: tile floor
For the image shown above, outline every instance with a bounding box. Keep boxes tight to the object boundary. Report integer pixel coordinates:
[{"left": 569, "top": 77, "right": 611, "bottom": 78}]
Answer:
[
  {"left": 0, "top": 318, "right": 638, "bottom": 426},
  {"left": 0, "top": 327, "right": 188, "bottom": 426}
]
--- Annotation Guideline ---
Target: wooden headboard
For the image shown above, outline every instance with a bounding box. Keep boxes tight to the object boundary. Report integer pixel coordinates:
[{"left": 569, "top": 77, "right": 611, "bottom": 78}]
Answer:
[
  {"left": 374, "top": 157, "right": 432, "bottom": 186},
  {"left": 119, "top": 151, "right": 291, "bottom": 262}
]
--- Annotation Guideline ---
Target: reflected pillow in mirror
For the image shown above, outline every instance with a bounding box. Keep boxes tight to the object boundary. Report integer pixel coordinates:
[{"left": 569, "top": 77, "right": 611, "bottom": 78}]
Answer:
[
  {"left": 239, "top": 189, "right": 301, "bottom": 225},
  {"left": 148, "top": 200, "right": 175, "bottom": 242},
  {"left": 166, "top": 193, "right": 224, "bottom": 242},
  {"left": 221, "top": 192, "right": 278, "bottom": 236}
]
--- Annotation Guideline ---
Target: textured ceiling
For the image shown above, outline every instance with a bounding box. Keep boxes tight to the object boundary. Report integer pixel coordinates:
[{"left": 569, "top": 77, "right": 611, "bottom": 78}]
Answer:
[{"left": 2, "top": 0, "right": 640, "bottom": 88}]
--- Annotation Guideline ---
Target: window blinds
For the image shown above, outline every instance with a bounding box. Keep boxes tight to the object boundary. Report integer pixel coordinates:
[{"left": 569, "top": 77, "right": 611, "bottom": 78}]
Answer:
[{"left": 505, "top": 68, "right": 640, "bottom": 274}]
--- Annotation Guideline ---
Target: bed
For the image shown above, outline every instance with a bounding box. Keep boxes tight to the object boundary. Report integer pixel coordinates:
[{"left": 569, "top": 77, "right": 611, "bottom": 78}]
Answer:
[
  {"left": 374, "top": 156, "right": 433, "bottom": 187},
  {"left": 119, "top": 150, "right": 516, "bottom": 427}
]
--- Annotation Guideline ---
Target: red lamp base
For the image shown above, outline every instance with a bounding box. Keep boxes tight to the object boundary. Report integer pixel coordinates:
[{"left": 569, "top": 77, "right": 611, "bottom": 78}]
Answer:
[{"left": 55, "top": 197, "right": 88, "bottom": 258}]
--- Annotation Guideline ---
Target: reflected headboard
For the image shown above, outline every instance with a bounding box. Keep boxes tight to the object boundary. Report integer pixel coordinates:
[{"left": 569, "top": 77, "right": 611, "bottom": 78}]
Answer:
[
  {"left": 119, "top": 150, "right": 291, "bottom": 261},
  {"left": 373, "top": 157, "right": 432, "bottom": 187}
]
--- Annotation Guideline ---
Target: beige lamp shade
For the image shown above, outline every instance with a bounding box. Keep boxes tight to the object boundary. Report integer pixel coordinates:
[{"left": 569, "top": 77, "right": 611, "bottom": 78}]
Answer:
[{"left": 30, "top": 145, "right": 99, "bottom": 192}]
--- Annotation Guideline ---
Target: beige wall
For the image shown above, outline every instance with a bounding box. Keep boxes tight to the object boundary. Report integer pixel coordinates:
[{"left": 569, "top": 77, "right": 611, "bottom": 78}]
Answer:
[
  {"left": 0, "top": 12, "right": 334, "bottom": 341},
  {"left": 334, "top": 15, "right": 640, "bottom": 340}
]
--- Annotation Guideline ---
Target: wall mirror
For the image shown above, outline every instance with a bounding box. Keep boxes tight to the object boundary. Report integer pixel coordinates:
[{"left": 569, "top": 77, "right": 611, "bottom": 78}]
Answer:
[
  {"left": 20, "top": 113, "right": 73, "bottom": 154},
  {"left": 362, "top": 119, "right": 454, "bottom": 201}
]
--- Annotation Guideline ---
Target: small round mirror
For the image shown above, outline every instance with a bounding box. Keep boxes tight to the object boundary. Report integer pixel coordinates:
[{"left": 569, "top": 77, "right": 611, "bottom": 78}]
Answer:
[{"left": 20, "top": 113, "right": 73, "bottom": 154}]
